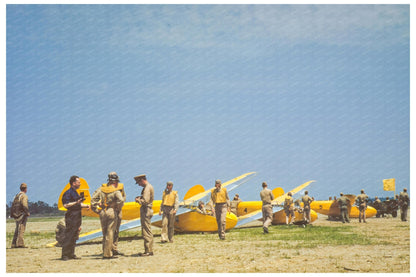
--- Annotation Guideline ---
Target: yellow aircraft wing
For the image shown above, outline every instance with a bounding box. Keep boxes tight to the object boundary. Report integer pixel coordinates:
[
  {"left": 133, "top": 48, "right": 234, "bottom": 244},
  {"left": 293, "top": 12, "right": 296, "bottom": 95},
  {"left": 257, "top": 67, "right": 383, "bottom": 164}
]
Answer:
[
  {"left": 181, "top": 172, "right": 257, "bottom": 206},
  {"left": 236, "top": 180, "right": 315, "bottom": 227},
  {"left": 49, "top": 172, "right": 257, "bottom": 246}
]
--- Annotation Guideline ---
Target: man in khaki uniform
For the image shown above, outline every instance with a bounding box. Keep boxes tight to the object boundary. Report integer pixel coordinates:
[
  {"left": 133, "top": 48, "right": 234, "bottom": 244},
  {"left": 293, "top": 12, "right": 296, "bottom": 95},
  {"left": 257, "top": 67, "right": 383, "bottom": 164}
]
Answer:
[
  {"left": 338, "top": 192, "right": 351, "bottom": 223},
  {"left": 91, "top": 178, "right": 124, "bottom": 259},
  {"left": 211, "top": 179, "right": 230, "bottom": 240},
  {"left": 11, "top": 183, "right": 30, "bottom": 248},
  {"left": 135, "top": 174, "right": 154, "bottom": 256},
  {"left": 356, "top": 189, "right": 369, "bottom": 223},
  {"left": 284, "top": 192, "right": 295, "bottom": 225},
  {"left": 159, "top": 181, "right": 179, "bottom": 243},
  {"left": 260, "top": 182, "right": 274, "bottom": 234},
  {"left": 230, "top": 194, "right": 242, "bottom": 216},
  {"left": 302, "top": 191, "right": 314, "bottom": 223},
  {"left": 399, "top": 188, "right": 410, "bottom": 221},
  {"left": 102, "top": 172, "right": 126, "bottom": 255}
]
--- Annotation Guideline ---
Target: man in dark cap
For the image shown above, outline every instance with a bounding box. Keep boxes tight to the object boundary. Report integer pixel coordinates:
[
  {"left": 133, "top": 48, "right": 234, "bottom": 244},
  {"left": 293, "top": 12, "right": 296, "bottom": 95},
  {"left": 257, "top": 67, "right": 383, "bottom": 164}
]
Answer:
[
  {"left": 11, "top": 183, "right": 30, "bottom": 248},
  {"left": 135, "top": 174, "right": 154, "bottom": 256}
]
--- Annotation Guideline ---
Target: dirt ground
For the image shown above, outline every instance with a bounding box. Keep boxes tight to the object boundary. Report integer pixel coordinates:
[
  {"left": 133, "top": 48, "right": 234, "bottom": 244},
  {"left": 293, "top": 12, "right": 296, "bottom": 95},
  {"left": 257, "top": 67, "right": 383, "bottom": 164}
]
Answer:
[{"left": 5, "top": 212, "right": 410, "bottom": 273}]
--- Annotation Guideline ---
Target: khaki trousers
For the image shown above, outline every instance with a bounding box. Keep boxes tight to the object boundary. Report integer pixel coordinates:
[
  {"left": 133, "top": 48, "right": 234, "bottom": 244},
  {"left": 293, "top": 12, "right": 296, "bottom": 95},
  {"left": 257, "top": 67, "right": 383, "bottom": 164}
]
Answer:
[
  {"left": 99, "top": 208, "right": 116, "bottom": 258},
  {"left": 140, "top": 206, "right": 153, "bottom": 253},
  {"left": 113, "top": 210, "right": 122, "bottom": 251},
  {"left": 161, "top": 206, "right": 175, "bottom": 242},
  {"left": 262, "top": 204, "right": 273, "bottom": 229},
  {"left": 215, "top": 203, "right": 227, "bottom": 239},
  {"left": 12, "top": 214, "right": 28, "bottom": 247}
]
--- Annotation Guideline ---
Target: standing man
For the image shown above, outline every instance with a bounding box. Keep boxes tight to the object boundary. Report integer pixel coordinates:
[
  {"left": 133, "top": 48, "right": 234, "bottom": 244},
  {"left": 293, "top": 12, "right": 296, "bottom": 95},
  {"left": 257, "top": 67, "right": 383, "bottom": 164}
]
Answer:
[
  {"left": 159, "top": 181, "right": 179, "bottom": 243},
  {"left": 260, "top": 182, "right": 274, "bottom": 234},
  {"left": 210, "top": 179, "right": 231, "bottom": 240},
  {"left": 11, "top": 183, "right": 30, "bottom": 248},
  {"left": 102, "top": 172, "right": 126, "bottom": 256},
  {"left": 356, "top": 189, "right": 369, "bottom": 223},
  {"left": 399, "top": 188, "right": 410, "bottom": 221},
  {"left": 337, "top": 192, "right": 350, "bottom": 223},
  {"left": 302, "top": 191, "right": 314, "bottom": 223},
  {"left": 135, "top": 174, "right": 154, "bottom": 256},
  {"left": 284, "top": 192, "right": 295, "bottom": 225},
  {"left": 61, "top": 176, "right": 90, "bottom": 260},
  {"left": 91, "top": 174, "right": 124, "bottom": 259},
  {"left": 230, "top": 194, "right": 242, "bottom": 216}
]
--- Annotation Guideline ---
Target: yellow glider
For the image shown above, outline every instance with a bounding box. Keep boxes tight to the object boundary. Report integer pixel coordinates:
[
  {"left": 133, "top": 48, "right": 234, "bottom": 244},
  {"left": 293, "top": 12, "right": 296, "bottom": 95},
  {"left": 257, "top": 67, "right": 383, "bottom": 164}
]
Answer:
[
  {"left": 235, "top": 180, "right": 317, "bottom": 227},
  {"left": 51, "top": 172, "right": 256, "bottom": 245},
  {"left": 310, "top": 195, "right": 377, "bottom": 219}
]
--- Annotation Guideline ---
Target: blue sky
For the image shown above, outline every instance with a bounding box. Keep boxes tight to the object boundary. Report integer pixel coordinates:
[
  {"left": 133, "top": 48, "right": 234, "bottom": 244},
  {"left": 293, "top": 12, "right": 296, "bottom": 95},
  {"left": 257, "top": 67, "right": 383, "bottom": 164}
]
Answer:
[{"left": 5, "top": 4, "right": 410, "bottom": 205}]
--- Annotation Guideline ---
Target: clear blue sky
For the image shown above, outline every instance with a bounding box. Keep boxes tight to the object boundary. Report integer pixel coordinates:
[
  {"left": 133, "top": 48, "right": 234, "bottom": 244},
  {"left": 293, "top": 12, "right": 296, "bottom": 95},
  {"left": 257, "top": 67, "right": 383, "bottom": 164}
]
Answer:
[{"left": 5, "top": 4, "right": 410, "bottom": 205}]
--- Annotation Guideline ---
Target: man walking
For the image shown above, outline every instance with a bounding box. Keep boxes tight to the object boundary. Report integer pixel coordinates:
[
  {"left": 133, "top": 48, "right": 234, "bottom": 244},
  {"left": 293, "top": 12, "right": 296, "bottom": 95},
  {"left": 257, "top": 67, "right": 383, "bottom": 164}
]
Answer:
[
  {"left": 260, "top": 182, "right": 274, "bottom": 234},
  {"left": 159, "top": 181, "right": 179, "bottom": 243},
  {"left": 135, "top": 174, "right": 155, "bottom": 256},
  {"left": 11, "top": 183, "right": 30, "bottom": 248},
  {"left": 210, "top": 179, "right": 230, "bottom": 240}
]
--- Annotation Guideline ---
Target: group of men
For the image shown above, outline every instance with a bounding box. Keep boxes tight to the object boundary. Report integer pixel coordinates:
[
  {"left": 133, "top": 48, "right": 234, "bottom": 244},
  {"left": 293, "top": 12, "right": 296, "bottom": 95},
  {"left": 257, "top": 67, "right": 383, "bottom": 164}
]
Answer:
[
  {"left": 337, "top": 188, "right": 410, "bottom": 224},
  {"left": 59, "top": 173, "right": 179, "bottom": 260},
  {"left": 336, "top": 190, "right": 369, "bottom": 224},
  {"left": 260, "top": 182, "right": 314, "bottom": 234},
  {"left": 10, "top": 178, "right": 411, "bottom": 258}
]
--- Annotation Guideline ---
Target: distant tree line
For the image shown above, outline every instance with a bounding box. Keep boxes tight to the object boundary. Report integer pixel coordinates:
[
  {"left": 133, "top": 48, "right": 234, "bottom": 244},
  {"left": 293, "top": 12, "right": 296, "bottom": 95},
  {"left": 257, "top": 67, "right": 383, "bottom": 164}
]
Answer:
[{"left": 6, "top": 200, "right": 65, "bottom": 217}]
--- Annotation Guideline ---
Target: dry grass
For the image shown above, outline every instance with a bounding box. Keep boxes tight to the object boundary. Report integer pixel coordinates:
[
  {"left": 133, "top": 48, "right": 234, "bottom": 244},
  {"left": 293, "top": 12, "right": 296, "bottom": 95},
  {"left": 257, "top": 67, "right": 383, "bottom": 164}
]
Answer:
[{"left": 6, "top": 212, "right": 410, "bottom": 273}]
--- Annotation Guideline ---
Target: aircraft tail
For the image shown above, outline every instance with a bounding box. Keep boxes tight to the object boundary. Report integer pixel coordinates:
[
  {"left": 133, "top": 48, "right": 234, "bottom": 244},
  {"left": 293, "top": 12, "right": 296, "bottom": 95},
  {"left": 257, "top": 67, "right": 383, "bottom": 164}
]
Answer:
[
  {"left": 345, "top": 194, "right": 356, "bottom": 204},
  {"left": 272, "top": 187, "right": 285, "bottom": 198},
  {"left": 183, "top": 184, "right": 205, "bottom": 200},
  {"left": 57, "top": 177, "right": 91, "bottom": 211}
]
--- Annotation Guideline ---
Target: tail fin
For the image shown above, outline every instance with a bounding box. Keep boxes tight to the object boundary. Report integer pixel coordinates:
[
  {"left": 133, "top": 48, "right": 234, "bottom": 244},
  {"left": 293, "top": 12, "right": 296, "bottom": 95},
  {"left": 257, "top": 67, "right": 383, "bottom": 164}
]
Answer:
[
  {"left": 57, "top": 177, "right": 91, "bottom": 211},
  {"left": 272, "top": 187, "right": 285, "bottom": 198},
  {"left": 183, "top": 184, "right": 205, "bottom": 200},
  {"left": 345, "top": 194, "right": 356, "bottom": 205}
]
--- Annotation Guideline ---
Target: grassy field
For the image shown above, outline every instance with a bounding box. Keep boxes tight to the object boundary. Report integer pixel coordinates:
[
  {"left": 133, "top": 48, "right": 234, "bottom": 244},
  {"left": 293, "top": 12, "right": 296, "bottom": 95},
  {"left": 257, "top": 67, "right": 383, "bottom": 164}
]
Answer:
[{"left": 6, "top": 214, "right": 410, "bottom": 273}]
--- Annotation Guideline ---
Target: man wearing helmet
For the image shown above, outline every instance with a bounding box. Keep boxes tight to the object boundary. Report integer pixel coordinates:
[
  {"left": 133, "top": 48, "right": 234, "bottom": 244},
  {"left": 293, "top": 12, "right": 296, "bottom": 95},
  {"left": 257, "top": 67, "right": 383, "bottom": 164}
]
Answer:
[
  {"left": 91, "top": 172, "right": 124, "bottom": 259},
  {"left": 103, "top": 172, "right": 126, "bottom": 255}
]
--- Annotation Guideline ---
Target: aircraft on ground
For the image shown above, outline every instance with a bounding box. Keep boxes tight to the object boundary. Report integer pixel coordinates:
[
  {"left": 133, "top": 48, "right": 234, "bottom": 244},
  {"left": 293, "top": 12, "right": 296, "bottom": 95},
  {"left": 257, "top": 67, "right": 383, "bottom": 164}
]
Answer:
[
  {"left": 49, "top": 172, "right": 257, "bottom": 246},
  {"left": 235, "top": 180, "right": 317, "bottom": 227},
  {"left": 310, "top": 195, "right": 377, "bottom": 220}
]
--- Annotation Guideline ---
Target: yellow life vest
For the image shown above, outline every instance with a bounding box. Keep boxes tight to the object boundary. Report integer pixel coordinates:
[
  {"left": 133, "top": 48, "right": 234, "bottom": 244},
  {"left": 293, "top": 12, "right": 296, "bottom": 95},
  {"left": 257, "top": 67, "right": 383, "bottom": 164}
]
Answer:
[
  {"left": 100, "top": 183, "right": 119, "bottom": 210},
  {"left": 212, "top": 187, "right": 228, "bottom": 203},
  {"left": 162, "top": 190, "right": 177, "bottom": 206}
]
